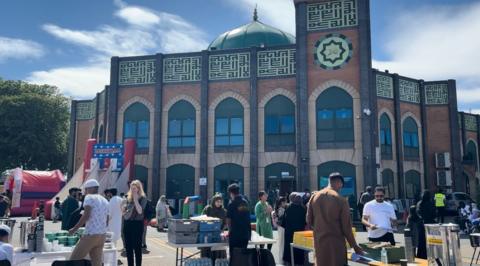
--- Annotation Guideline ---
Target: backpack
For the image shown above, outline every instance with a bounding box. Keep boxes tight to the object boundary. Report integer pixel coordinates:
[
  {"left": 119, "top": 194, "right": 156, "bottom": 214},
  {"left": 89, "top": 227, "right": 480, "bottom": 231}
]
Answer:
[{"left": 144, "top": 200, "right": 155, "bottom": 220}]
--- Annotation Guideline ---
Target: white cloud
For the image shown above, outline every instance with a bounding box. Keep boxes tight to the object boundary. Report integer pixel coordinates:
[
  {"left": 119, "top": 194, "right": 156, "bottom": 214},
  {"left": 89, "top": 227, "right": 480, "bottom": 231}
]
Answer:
[
  {"left": 0, "top": 37, "right": 44, "bottom": 61},
  {"left": 372, "top": 2, "right": 480, "bottom": 110},
  {"left": 228, "top": 0, "right": 295, "bottom": 35},
  {"left": 27, "top": 62, "right": 109, "bottom": 99},
  {"left": 115, "top": 6, "right": 160, "bottom": 28},
  {"left": 29, "top": 2, "right": 209, "bottom": 98}
]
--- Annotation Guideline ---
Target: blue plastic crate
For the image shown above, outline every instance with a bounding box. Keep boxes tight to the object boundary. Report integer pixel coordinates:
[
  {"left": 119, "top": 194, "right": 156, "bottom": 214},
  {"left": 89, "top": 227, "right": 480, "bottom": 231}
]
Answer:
[
  {"left": 197, "top": 231, "right": 222, "bottom": 244},
  {"left": 198, "top": 220, "right": 222, "bottom": 232}
]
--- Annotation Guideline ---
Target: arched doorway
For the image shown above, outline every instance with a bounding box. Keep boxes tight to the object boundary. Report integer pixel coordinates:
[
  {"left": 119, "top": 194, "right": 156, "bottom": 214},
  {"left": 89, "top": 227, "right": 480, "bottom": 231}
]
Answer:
[
  {"left": 264, "top": 163, "right": 296, "bottom": 204},
  {"left": 214, "top": 164, "right": 244, "bottom": 203},
  {"left": 317, "top": 161, "right": 356, "bottom": 209}
]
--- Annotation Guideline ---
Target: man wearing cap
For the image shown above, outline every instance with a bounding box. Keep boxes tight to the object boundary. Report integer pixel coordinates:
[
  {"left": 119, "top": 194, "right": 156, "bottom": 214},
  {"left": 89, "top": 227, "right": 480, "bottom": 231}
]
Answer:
[
  {"left": 307, "top": 172, "right": 363, "bottom": 266},
  {"left": 0, "top": 224, "right": 13, "bottom": 264},
  {"left": 69, "top": 179, "right": 109, "bottom": 266}
]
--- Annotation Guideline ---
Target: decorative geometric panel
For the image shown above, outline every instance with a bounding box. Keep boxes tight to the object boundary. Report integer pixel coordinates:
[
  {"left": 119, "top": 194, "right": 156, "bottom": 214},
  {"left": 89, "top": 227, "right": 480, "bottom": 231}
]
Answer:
[
  {"left": 118, "top": 59, "right": 155, "bottom": 86},
  {"left": 376, "top": 74, "right": 393, "bottom": 99},
  {"left": 313, "top": 33, "right": 353, "bottom": 70},
  {"left": 399, "top": 79, "right": 420, "bottom": 103},
  {"left": 258, "top": 49, "right": 296, "bottom": 77},
  {"left": 425, "top": 83, "right": 448, "bottom": 105},
  {"left": 209, "top": 53, "right": 250, "bottom": 80},
  {"left": 307, "top": 0, "right": 357, "bottom": 31},
  {"left": 76, "top": 101, "right": 95, "bottom": 120},
  {"left": 163, "top": 56, "right": 201, "bottom": 83},
  {"left": 465, "top": 114, "right": 478, "bottom": 132},
  {"left": 98, "top": 90, "right": 106, "bottom": 114}
]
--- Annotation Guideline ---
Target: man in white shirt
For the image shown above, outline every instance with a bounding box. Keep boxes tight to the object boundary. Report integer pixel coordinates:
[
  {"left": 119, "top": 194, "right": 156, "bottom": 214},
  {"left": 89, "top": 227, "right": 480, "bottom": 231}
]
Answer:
[
  {"left": 69, "top": 179, "right": 109, "bottom": 266},
  {"left": 0, "top": 224, "right": 13, "bottom": 264},
  {"left": 362, "top": 186, "right": 397, "bottom": 245},
  {"left": 106, "top": 188, "right": 123, "bottom": 247}
]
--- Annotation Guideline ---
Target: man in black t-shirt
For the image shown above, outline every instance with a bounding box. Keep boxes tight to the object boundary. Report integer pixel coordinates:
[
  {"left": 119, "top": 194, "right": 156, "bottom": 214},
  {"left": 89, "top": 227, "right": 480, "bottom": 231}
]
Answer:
[{"left": 226, "top": 183, "right": 251, "bottom": 261}]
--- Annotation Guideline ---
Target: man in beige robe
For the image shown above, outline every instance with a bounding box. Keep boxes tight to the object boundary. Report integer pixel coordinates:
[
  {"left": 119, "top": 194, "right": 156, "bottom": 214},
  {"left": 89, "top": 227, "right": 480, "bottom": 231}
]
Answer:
[{"left": 307, "top": 172, "right": 363, "bottom": 266}]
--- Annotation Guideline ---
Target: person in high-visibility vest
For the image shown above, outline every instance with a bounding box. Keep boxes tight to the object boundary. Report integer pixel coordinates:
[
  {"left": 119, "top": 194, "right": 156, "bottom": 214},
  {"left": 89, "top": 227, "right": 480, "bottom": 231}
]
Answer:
[{"left": 434, "top": 189, "right": 446, "bottom": 223}]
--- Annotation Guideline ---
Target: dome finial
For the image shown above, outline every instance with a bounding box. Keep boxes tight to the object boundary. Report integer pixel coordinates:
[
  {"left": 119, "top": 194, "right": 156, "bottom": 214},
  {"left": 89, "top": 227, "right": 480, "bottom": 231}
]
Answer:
[{"left": 253, "top": 4, "right": 258, "bottom": 21}]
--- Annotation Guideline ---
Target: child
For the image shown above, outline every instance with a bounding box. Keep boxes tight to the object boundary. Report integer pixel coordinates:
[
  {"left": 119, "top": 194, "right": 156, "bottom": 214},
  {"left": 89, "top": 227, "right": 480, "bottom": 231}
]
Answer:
[
  {"left": 53, "top": 197, "right": 61, "bottom": 223},
  {"left": 0, "top": 224, "right": 13, "bottom": 264}
]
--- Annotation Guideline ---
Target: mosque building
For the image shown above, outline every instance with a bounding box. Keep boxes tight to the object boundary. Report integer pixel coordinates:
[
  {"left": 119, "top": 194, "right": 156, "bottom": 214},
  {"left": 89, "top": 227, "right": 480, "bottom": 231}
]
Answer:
[{"left": 67, "top": 0, "right": 480, "bottom": 207}]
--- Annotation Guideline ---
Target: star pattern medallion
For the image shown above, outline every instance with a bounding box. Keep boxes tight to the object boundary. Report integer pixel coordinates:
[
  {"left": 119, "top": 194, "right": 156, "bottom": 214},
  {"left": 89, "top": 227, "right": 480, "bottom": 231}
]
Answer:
[{"left": 314, "top": 33, "right": 353, "bottom": 70}]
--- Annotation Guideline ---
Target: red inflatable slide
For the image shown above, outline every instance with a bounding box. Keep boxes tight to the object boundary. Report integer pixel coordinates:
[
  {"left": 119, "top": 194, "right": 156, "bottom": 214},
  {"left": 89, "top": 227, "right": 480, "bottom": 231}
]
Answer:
[{"left": 5, "top": 169, "right": 65, "bottom": 217}]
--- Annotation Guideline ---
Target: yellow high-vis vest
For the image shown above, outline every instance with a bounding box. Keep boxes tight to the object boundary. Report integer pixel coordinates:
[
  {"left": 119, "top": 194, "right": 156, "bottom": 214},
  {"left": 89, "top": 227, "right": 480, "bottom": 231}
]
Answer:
[{"left": 435, "top": 193, "right": 445, "bottom": 207}]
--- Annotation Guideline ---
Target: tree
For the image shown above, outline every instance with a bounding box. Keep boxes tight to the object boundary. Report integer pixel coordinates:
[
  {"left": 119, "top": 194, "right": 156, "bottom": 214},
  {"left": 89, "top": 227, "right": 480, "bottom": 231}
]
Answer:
[{"left": 0, "top": 78, "right": 70, "bottom": 172}]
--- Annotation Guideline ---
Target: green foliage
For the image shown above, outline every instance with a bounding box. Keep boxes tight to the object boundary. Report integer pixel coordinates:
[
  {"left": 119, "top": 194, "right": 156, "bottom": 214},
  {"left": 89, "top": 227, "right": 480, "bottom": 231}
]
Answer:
[{"left": 0, "top": 79, "right": 70, "bottom": 172}]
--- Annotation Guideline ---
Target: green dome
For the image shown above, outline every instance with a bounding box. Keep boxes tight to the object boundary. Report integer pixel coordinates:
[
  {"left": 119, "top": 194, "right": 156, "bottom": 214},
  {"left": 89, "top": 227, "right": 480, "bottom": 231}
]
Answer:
[{"left": 208, "top": 13, "right": 295, "bottom": 51}]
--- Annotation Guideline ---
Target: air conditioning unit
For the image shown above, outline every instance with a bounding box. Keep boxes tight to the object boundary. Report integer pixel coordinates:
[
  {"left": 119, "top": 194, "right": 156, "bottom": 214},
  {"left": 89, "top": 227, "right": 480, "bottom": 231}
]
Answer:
[
  {"left": 436, "top": 170, "right": 452, "bottom": 186},
  {"left": 435, "top": 152, "right": 451, "bottom": 169}
]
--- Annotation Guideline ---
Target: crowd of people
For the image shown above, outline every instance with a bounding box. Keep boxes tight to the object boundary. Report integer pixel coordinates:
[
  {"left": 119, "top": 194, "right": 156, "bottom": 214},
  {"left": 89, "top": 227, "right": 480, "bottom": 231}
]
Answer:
[{"left": 43, "top": 173, "right": 466, "bottom": 266}]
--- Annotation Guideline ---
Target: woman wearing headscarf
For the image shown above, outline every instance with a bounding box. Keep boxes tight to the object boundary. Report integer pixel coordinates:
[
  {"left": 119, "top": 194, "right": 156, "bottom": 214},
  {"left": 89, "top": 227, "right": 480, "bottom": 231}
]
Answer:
[
  {"left": 282, "top": 192, "right": 306, "bottom": 265},
  {"left": 416, "top": 190, "right": 436, "bottom": 259},
  {"left": 155, "top": 195, "right": 170, "bottom": 232},
  {"left": 200, "top": 194, "right": 227, "bottom": 262}
]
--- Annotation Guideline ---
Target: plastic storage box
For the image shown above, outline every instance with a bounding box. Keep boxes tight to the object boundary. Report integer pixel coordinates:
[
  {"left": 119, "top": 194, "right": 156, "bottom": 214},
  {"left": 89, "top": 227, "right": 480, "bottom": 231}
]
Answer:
[
  {"left": 168, "top": 231, "right": 199, "bottom": 244},
  {"left": 198, "top": 231, "right": 222, "bottom": 244},
  {"left": 198, "top": 220, "right": 222, "bottom": 232},
  {"left": 168, "top": 219, "right": 199, "bottom": 233}
]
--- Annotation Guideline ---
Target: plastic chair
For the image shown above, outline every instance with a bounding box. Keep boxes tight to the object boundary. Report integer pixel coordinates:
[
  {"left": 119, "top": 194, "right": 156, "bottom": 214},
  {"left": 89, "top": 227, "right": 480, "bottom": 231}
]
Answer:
[{"left": 51, "top": 259, "right": 92, "bottom": 266}]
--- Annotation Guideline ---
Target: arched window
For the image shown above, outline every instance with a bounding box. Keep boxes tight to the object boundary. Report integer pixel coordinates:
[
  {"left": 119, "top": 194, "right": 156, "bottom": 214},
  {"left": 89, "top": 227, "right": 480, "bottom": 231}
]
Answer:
[
  {"left": 215, "top": 98, "right": 243, "bottom": 147},
  {"left": 265, "top": 95, "right": 295, "bottom": 149},
  {"left": 214, "top": 163, "right": 244, "bottom": 202},
  {"left": 403, "top": 117, "right": 419, "bottom": 159},
  {"left": 265, "top": 163, "right": 296, "bottom": 204},
  {"left": 381, "top": 169, "right": 394, "bottom": 198},
  {"left": 98, "top": 125, "right": 105, "bottom": 143},
  {"left": 465, "top": 140, "right": 478, "bottom": 170},
  {"left": 123, "top": 103, "right": 150, "bottom": 149},
  {"left": 168, "top": 100, "right": 195, "bottom": 149},
  {"left": 166, "top": 164, "right": 195, "bottom": 199},
  {"left": 318, "top": 161, "right": 356, "bottom": 208},
  {"left": 404, "top": 170, "right": 421, "bottom": 199},
  {"left": 380, "top": 114, "right": 392, "bottom": 158},
  {"left": 316, "top": 87, "right": 354, "bottom": 147},
  {"left": 134, "top": 165, "right": 148, "bottom": 192}
]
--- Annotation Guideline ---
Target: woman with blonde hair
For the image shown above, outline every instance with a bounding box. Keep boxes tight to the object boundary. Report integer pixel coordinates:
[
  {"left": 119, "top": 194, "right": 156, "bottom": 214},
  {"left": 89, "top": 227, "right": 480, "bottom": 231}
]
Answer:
[{"left": 123, "top": 180, "right": 147, "bottom": 266}]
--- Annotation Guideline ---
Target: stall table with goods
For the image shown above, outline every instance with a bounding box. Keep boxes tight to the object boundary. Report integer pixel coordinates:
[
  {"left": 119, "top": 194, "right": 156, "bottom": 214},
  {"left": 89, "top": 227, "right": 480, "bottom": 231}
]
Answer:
[
  {"left": 14, "top": 227, "right": 117, "bottom": 266},
  {"left": 289, "top": 230, "right": 428, "bottom": 266},
  {"left": 167, "top": 216, "right": 276, "bottom": 266}
]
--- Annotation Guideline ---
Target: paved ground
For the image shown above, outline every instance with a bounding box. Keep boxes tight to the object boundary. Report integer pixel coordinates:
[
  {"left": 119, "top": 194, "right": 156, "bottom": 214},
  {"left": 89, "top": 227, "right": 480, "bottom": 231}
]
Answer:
[{"left": 9, "top": 218, "right": 480, "bottom": 265}]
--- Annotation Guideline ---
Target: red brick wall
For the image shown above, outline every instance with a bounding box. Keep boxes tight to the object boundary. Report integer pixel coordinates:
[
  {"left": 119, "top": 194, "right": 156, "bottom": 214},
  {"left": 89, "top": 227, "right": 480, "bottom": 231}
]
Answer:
[
  {"left": 208, "top": 81, "right": 250, "bottom": 105},
  {"left": 258, "top": 78, "right": 296, "bottom": 102},
  {"left": 118, "top": 86, "right": 155, "bottom": 109},
  {"left": 307, "top": 29, "right": 361, "bottom": 97},
  {"left": 425, "top": 106, "right": 452, "bottom": 189},
  {"left": 163, "top": 84, "right": 201, "bottom": 106}
]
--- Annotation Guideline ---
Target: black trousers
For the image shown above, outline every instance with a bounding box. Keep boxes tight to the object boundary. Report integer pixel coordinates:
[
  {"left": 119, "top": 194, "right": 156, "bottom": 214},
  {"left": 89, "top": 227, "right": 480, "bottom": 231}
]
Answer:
[
  {"left": 229, "top": 238, "right": 249, "bottom": 262},
  {"left": 437, "top": 207, "right": 445, "bottom": 223},
  {"left": 368, "top": 232, "right": 396, "bottom": 245},
  {"left": 123, "top": 220, "right": 144, "bottom": 266}
]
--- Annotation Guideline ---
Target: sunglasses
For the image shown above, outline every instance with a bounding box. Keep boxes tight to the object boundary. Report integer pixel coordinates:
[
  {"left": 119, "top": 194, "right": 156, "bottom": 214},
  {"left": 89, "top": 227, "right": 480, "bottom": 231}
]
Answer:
[{"left": 375, "top": 195, "right": 385, "bottom": 198}]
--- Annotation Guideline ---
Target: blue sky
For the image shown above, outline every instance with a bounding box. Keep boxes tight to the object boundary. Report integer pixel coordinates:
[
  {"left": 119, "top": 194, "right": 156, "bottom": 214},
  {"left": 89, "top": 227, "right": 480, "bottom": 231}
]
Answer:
[{"left": 0, "top": 0, "right": 479, "bottom": 113}]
